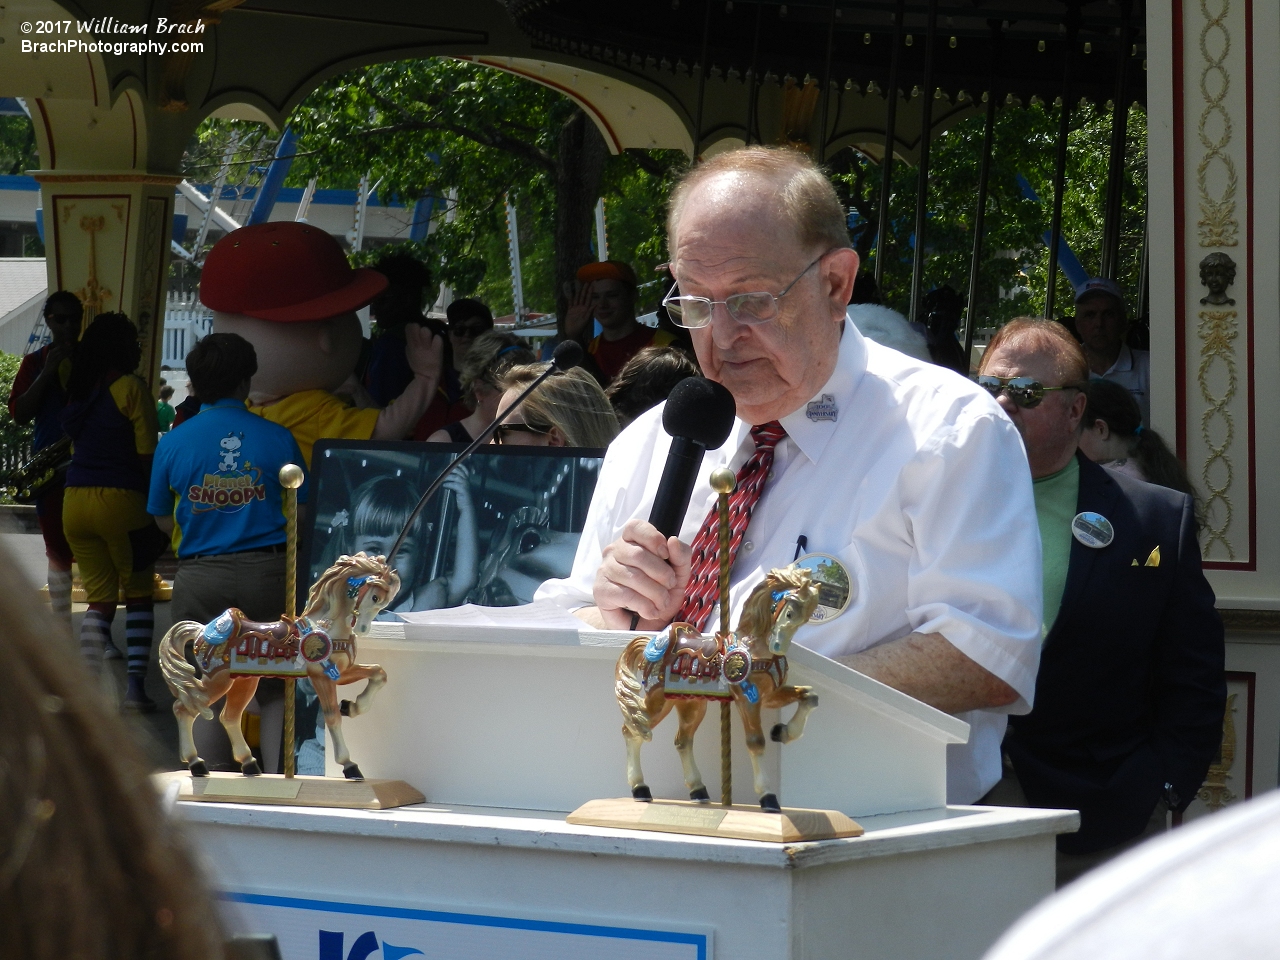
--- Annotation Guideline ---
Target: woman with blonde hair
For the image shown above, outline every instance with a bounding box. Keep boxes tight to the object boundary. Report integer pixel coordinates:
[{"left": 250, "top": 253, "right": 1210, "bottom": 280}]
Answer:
[{"left": 494, "top": 364, "right": 619, "bottom": 448}]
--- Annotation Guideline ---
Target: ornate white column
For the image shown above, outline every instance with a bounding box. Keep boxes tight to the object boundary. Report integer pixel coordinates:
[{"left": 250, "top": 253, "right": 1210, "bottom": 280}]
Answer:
[
  {"left": 1151, "top": 0, "right": 1277, "bottom": 591},
  {"left": 26, "top": 92, "right": 180, "bottom": 389}
]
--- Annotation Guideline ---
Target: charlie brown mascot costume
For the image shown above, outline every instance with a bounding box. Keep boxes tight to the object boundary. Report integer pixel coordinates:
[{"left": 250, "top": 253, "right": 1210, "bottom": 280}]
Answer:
[{"left": 200, "top": 222, "right": 442, "bottom": 467}]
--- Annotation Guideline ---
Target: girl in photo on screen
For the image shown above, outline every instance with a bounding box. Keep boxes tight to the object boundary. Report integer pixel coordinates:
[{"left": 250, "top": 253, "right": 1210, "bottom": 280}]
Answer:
[{"left": 338, "top": 469, "right": 478, "bottom": 616}]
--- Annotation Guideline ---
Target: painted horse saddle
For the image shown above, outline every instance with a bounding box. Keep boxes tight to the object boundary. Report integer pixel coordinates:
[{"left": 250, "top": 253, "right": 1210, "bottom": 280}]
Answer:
[
  {"left": 202, "top": 608, "right": 297, "bottom": 660},
  {"left": 668, "top": 623, "right": 722, "bottom": 664},
  {"left": 643, "top": 623, "right": 731, "bottom": 699},
  {"left": 197, "top": 609, "right": 337, "bottom": 676}
]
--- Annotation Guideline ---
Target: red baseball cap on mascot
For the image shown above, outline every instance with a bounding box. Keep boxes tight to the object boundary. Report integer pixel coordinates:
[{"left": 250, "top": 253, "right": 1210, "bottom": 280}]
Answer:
[{"left": 200, "top": 222, "right": 388, "bottom": 322}]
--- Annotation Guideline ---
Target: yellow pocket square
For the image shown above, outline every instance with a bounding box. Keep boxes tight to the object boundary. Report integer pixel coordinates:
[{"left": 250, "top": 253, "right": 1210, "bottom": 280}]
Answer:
[{"left": 1144, "top": 546, "right": 1161, "bottom": 568}]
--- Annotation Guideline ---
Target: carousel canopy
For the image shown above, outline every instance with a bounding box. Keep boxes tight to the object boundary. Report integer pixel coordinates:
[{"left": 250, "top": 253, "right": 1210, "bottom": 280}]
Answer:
[{"left": 506, "top": 0, "right": 1146, "bottom": 112}]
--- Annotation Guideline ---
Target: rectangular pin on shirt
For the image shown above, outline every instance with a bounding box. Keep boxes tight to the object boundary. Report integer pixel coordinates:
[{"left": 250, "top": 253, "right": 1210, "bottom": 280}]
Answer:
[{"left": 1144, "top": 546, "right": 1161, "bottom": 567}]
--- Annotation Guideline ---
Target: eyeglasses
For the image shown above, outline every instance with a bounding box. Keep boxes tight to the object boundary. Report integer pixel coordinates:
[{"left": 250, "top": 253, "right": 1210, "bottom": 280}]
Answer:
[
  {"left": 494, "top": 422, "right": 550, "bottom": 444},
  {"left": 973, "top": 375, "right": 1082, "bottom": 409},
  {"left": 661, "top": 251, "right": 835, "bottom": 329}
]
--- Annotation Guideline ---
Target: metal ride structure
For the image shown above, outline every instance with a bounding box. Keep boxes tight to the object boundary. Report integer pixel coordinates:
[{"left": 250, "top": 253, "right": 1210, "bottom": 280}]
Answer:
[
  {"left": 9, "top": 0, "right": 1145, "bottom": 387},
  {"left": 505, "top": 0, "right": 1147, "bottom": 358}
]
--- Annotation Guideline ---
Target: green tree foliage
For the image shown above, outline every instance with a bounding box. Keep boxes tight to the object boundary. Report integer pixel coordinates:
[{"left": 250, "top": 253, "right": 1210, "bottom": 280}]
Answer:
[
  {"left": 0, "top": 115, "right": 39, "bottom": 175},
  {"left": 179, "top": 64, "right": 1145, "bottom": 332},
  {"left": 0, "top": 352, "right": 33, "bottom": 499},
  {"left": 831, "top": 100, "right": 1147, "bottom": 327},
  {"left": 285, "top": 58, "right": 686, "bottom": 318}
]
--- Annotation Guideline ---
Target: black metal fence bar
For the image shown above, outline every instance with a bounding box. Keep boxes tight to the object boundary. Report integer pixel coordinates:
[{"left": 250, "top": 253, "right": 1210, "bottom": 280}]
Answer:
[
  {"left": 744, "top": 2, "right": 763, "bottom": 144},
  {"left": 962, "top": 21, "right": 1003, "bottom": 371},
  {"left": 873, "top": 0, "right": 906, "bottom": 287},
  {"left": 1044, "top": 19, "right": 1076, "bottom": 320},
  {"left": 693, "top": 0, "right": 714, "bottom": 154},
  {"left": 908, "top": 0, "right": 940, "bottom": 325},
  {"left": 1100, "top": 0, "right": 1134, "bottom": 279},
  {"left": 963, "top": 93, "right": 998, "bottom": 371},
  {"left": 818, "top": 0, "right": 838, "bottom": 162}
]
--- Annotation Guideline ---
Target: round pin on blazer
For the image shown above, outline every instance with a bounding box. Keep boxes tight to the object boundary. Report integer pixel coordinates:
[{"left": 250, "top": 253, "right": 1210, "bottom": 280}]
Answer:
[
  {"left": 794, "top": 553, "right": 854, "bottom": 622},
  {"left": 1071, "top": 512, "right": 1114, "bottom": 549}
]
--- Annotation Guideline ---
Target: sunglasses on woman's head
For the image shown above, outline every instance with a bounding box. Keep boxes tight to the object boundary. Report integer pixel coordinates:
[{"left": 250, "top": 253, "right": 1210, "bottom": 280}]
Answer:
[
  {"left": 973, "top": 375, "right": 1082, "bottom": 409},
  {"left": 494, "top": 422, "right": 550, "bottom": 444}
]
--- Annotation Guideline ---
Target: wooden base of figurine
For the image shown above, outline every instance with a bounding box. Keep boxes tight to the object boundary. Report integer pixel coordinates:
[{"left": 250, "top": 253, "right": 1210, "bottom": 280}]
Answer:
[
  {"left": 566, "top": 798, "right": 863, "bottom": 843},
  {"left": 154, "top": 770, "right": 425, "bottom": 810}
]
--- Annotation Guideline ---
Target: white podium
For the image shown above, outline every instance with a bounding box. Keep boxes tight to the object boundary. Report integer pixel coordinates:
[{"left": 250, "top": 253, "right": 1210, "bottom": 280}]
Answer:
[{"left": 178, "top": 618, "right": 1078, "bottom": 960}]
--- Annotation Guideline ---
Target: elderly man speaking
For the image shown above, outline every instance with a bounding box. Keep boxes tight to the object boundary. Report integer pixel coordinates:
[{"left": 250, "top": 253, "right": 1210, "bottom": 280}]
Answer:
[{"left": 537, "top": 147, "right": 1042, "bottom": 802}]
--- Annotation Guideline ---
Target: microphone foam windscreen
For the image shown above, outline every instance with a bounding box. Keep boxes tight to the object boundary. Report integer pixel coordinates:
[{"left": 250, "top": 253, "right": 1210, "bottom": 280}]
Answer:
[
  {"left": 551, "top": 339, "right": 584, "bottom": 370},
  {"left": 662, "top": 377, "right": 737, "bottom": 449}
]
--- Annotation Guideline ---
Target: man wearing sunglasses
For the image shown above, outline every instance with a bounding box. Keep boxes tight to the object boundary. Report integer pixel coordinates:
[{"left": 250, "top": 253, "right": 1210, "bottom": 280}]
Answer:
[
  {"left": 978, "top": 319, "right": 1223, "bottom": 885},
  {"left": 538, "top": 147, "right": 1045, "bottom": 804}
]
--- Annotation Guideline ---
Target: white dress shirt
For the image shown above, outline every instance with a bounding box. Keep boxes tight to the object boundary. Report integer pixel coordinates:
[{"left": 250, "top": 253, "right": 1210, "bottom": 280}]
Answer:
[
  {"left": 536, "top": 323, "right": 1044, "bottom": 802},
  {"left": 1095, "top": 344, "right": 1151, "bottom": 425}
]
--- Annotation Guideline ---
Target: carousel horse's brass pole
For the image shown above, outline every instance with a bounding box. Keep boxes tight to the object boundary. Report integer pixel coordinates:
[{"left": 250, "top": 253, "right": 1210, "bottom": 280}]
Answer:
[
  {"left": 710, "top": 467, "right": 736, "bottom": 807},
  {"left": 279, "top": 463, "right": 305, "bottom": 778}
]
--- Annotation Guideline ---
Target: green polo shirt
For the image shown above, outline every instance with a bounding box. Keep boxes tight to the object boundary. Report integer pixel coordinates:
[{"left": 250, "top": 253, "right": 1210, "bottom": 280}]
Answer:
[{"left": 1032, "top": 456, "right": 1080, "bottom": 638}]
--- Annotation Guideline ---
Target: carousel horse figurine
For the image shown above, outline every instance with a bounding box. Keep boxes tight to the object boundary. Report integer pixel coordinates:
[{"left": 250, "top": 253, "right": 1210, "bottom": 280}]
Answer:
[
  {"left": 159, "top": 553, "right": 399, "bottom": 779},
  {"left": 614, "top": 565, "right": 821, "bottom": 812}
]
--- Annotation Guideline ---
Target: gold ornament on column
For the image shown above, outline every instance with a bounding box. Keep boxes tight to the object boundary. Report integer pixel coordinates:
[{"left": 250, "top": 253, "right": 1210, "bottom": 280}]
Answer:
[
  {"left": 1196, "top": 0, "right": 1239, "bottom": 248},
  {"left": 76, "top": 215, "right": 113, "bottom": 321}
]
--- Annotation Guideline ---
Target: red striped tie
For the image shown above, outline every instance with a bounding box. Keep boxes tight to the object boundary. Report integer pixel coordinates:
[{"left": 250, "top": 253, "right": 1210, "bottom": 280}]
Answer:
[{"left": 675, "top": 421, "right": 786, "bottom": 632}]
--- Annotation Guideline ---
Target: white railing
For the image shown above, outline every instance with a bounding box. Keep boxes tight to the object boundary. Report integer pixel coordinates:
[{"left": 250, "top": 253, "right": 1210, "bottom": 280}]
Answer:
[{"left": 162, "top": 292, "right": 213, "bottom": 368}]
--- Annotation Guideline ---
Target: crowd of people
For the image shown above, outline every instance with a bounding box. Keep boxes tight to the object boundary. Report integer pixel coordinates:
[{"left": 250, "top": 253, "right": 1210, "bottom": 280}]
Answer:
[{"left": 2, "top": 146, "right": 1220, "bottom": 931}]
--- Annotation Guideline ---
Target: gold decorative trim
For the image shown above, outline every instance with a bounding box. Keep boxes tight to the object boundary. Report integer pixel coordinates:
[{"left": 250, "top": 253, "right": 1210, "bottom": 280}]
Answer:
[
  {"left": 1197, "top": 694, "right": 1237, "bottom": 811},
  {"left": 135, "top": 196, "right": 169, "bottom": 350},
  {"left": 159, "top": 0, "right": 247, "bottom": 111},
  {"left": 76, "top": 214, "right": 114, "bottom": 319},
  {"left": 1197, "top": 308, "right": 1237, "bottom": 559},
  {"left": 30, "top": 173, "right": 184, "bottom": 185},
  {"left": 1218, "top": 608, "right": 1280, "bottom": 631},
  {"left": 1196, "top": 0, "right": 1238, "bottom": 247}
]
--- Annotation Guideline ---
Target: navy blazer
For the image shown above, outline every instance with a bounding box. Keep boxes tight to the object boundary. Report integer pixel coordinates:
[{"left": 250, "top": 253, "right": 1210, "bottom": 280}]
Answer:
[{"left": 1007, "top": 453, "right": 1225, "bottom": 854}]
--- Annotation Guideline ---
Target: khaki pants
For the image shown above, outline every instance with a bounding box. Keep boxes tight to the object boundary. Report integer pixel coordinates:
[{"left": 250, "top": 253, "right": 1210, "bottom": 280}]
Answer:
[{"left": 981, "top": 767, "right": 1168, "bottom": 888}]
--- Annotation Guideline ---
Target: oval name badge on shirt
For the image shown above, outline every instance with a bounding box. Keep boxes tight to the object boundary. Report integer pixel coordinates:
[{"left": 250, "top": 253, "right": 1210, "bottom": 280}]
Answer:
[
  {"left": 1071, "top": 512, "right": 1115, "bottom": 549},
  {"left": 794, "top": 553, "right": 854, "bottom": 623}
]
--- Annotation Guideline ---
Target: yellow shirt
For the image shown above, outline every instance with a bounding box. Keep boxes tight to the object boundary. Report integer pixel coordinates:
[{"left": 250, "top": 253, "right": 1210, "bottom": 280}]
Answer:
[
  {"left": 248, "top": 389, "right": 379, "bottom": 469},
  {"left": 110, "top": 375, "right": 160, "bottom": 456}
]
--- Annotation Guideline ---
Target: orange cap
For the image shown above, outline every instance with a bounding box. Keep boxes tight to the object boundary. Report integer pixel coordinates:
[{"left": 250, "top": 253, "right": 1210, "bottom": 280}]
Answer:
[{"left": 576, "top": 260, "right": 638, "bottom": 287}]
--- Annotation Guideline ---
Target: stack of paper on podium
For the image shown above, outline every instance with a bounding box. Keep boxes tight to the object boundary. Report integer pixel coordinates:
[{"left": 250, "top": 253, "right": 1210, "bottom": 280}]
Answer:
[{"left": 336, "top": 604, "right": 969, "bottom": 818}]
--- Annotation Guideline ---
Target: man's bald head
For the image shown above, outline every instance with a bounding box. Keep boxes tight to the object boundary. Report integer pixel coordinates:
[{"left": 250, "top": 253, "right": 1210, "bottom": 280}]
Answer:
[
  {"left": 662, "top": 147, "right": 858, "bottom": 425},
  {"left": 980, "top": 318, "right": 1088, "bottom": 383},
  {"left": 667, "top": 147, "right": 849, "bottom": 258}
]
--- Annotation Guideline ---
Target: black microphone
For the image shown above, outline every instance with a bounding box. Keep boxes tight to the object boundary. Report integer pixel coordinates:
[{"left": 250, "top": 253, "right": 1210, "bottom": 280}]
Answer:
[
  {"left": 387, "top": 339, "right": 583, "bottom": 564},
  {"left": 628, "top": 376, "right": 737, "bottom": 628},
  {"left": 649, "top": 377, "right": 737, "bottom": 536}
]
